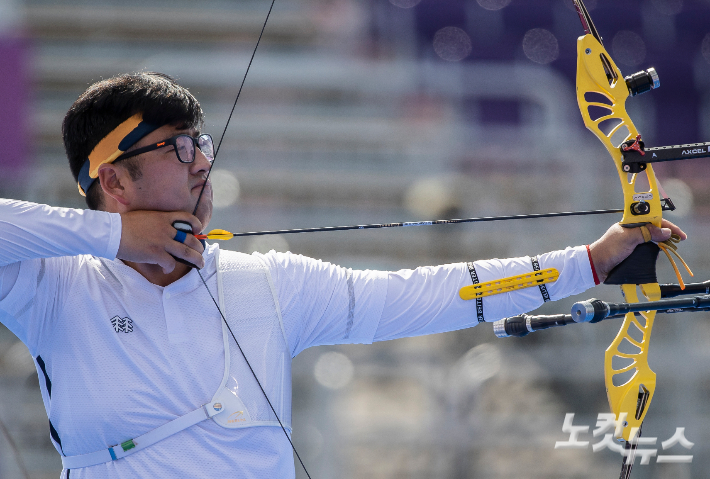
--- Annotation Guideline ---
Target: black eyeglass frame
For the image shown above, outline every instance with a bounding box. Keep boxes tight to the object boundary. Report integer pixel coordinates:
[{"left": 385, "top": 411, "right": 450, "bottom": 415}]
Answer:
[{"left": 114, "top": 133, "right": 214, "bottom": 164}]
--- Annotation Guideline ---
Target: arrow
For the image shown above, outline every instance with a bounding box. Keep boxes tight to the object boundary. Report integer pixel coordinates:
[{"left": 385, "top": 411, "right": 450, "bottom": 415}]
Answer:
[{"left": 194, "top": 208, "right": 624, "bottom": 240}]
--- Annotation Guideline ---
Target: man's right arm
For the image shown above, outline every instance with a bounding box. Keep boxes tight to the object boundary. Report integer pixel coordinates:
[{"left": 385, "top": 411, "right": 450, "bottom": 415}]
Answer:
[
  {"left": 0, "top": 198, "right": 122, "bottom": 266},
  {"left": 0, "top": 198, "right": 204, "bottom": 273}
]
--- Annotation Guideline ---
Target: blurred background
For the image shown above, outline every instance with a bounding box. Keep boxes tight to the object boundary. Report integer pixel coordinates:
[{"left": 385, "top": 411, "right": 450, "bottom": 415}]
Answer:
[{"left": 1, "top": 0, "right": 710, "bottom": 477}]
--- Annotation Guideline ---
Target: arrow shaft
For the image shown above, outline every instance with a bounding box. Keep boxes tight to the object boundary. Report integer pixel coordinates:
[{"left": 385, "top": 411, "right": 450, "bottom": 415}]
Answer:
[{"left": 226, "top": 208, "right": 624, "bottom": 237}]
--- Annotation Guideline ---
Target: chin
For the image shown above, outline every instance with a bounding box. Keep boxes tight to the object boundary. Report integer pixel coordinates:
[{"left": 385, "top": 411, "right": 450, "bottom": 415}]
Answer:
[{"left": 195, "top": 203, "right": 213, "bottom": 232}]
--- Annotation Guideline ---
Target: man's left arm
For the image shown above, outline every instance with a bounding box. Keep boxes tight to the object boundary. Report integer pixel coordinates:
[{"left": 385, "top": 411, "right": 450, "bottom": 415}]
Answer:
[
  {"left": 375, "top": 220, "right": 686, "bottom": 341},
  {"left": 375, "top": 246, "right": 591, "bottom": 342},
  {"left": 262, "top": 248, "right": 590, "bottom": 352},
  {"left": 259, "top": 220, "right": 685, "bottom": 354}
]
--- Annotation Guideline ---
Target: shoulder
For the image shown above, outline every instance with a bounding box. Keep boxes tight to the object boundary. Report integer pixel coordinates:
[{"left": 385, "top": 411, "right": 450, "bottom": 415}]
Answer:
[
  {"left": 214, "top": 247, "right": 344, "bottom": 284},
  {"left": 249, "top": 250, "right": 327, "bottom": 272},
  {"left": 36, "top": 254, "right": 97, "bottom": 281},
  {"left": 212, "top": 247, "right": 314, "bottom": 271},
  {"left": 210, "top": 244, "right": 265, "bottom": 271}
]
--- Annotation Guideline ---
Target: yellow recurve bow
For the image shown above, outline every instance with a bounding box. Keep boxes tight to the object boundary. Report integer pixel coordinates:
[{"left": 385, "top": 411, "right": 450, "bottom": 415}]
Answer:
[{"left": 573, "top": 0, "right": 691, "bottom": 473}]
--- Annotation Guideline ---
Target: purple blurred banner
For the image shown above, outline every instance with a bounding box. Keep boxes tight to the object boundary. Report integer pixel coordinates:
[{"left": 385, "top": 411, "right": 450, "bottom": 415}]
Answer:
[{"left": 0, "top": 36, "right": 29, "bottom": 174}]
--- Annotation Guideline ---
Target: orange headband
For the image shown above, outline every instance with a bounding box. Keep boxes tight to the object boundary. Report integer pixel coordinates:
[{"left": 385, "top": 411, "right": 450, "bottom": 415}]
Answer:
[{"left": 77, "top": 114, "right": 161, "bottom": 196}]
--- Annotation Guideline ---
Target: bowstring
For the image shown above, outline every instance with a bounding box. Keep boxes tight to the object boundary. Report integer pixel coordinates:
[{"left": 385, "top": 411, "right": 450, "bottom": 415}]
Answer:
[
  {"left": 192, "top": 0, "right": 276, "bottom": 217},
  {"left": 619, "top": 426, "right": 641, "bottom": 479},
  {"left": 190, "top": 1, "right": 314, "bottom": 477}
]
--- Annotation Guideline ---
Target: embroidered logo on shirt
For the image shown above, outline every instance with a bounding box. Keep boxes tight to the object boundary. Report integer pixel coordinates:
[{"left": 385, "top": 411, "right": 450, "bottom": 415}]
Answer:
[{"left": 110, "top": 316, "right": 134, "bottom": 333}]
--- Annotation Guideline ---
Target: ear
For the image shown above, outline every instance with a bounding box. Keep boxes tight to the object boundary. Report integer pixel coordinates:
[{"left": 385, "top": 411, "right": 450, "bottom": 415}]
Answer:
[{"left": 97, "top": 164, "right": 131, "bottom": 206}]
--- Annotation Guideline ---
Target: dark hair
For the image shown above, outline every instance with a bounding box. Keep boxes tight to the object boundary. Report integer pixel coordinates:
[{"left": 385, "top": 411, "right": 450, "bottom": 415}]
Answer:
[{"left": 63, "top": 72, "right": 204, "bottom": 210}]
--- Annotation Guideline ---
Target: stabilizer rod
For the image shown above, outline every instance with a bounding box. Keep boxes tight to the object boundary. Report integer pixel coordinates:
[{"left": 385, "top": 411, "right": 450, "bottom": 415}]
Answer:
[
  {"left": 571, "top": 295, "right": 710, "bottom": 323},
  {"left": 659, "top": 280, "right": 710, "bottom": 298},
  {"left": 494, "top": 284, "right": 710, "bottom": 338},
  {"left": 493, "top": 311, "right": 626, "bottom": 338}
]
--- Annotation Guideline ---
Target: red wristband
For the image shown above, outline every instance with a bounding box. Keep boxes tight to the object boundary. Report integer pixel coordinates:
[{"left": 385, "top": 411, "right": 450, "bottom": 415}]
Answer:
[{"left": 586, "top": 244, "right": 600, "bottom": 285}]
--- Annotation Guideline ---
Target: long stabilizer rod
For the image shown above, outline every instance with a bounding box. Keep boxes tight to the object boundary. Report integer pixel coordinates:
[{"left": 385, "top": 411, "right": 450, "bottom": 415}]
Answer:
[{"left": 494, "top": 281, "right": 710, "bottom": 338}]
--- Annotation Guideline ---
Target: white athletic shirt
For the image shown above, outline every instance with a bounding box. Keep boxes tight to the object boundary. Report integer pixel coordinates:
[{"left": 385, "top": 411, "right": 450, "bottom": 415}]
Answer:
[{"left": 0, "top": 199, "right": 596, "bottom": 478}]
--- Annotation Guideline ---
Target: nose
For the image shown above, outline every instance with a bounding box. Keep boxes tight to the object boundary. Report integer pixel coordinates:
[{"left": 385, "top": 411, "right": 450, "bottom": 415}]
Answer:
[{"left": 190, "top": 147, "right": 212, "bottom": 176}]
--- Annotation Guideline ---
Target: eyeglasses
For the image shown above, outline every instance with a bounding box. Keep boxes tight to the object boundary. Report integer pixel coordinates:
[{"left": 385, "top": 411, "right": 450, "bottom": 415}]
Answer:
[{"left": 115, "top": 134, "right": 215, "bottom": 164}]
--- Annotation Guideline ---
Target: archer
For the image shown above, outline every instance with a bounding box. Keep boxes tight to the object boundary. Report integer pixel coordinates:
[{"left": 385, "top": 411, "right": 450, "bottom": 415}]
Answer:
[{"left": 0, "top": 72, "right": 685, "bottom": 478}]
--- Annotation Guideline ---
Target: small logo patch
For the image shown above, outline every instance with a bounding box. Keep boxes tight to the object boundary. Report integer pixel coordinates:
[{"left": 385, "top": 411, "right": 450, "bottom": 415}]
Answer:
[
  {"left": 110, "top": 316, "right": 134, "bottom": 333},
  {"left": 228, "top": 411, "right": 246, "bottom": 424},
  {"left": 632, "top": 192, "right": 653, "bottom": 202}
]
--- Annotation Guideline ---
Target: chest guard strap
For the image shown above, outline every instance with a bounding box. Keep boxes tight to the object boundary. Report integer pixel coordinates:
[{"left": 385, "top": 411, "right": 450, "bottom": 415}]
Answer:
[{"left": 61, "top": 400, "right": 224, "bottom": 469}]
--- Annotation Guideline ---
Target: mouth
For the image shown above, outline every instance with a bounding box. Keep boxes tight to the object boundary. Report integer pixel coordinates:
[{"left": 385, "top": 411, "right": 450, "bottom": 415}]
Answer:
[{"left": 192, "top": 181, "right": 211, "bottom": 192}]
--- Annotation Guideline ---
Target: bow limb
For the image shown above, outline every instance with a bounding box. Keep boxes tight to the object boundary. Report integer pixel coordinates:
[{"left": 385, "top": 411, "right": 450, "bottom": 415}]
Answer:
[
  {"left": 576, "top": 33, "right": 663, "bottom": 230},
  {"left": 603, "top": 284, "right": 658, "bottom": 443}
]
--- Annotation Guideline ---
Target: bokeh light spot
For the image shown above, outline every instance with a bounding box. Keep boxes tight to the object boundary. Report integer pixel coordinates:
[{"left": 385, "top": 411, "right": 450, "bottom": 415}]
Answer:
[
  {"left": 612, "top": 31, "right": 646, "bottom": 67},
  {"left": 522, "top": 28, "right": 559, "bottom": 64},
  {"left": 314, "top": 351, "right": 354, "bottom": 390},
  {"left": 476, "top": 0, "right": 511, "bottom": 11},
  {"left": 405, "top": 177, "right": 457, "bottom": 218},
  {"left": 389, "top": 0, "right": 422, "bottom": 8},
  {"left": 702, "top": 33, "right": 710, "bottom": 64},
  {"left": 662, "top": 178, "right": 693, "bottom": 218},
  {"left": 433, "top": 27, "right": 472, "bottom": 62},
  {"left": 458, "top": 344, "right": 501, "bottom": 386},
  {"left": 651, "top": 0, "right": 683, "bottom": 15},
  {"left": 211, "top": 169, "right": 240, "bottom": 209}
]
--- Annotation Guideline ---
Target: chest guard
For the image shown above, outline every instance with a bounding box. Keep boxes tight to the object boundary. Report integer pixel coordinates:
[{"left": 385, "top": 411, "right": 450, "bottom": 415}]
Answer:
[{"left": 210, "top": 249, "right": 292, "bottom": 431}]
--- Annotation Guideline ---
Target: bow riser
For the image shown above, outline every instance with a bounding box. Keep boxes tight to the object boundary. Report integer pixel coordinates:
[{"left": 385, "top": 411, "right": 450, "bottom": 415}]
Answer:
[{"left": 576, "top": 35, "right": 663, "bottom": 229}]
